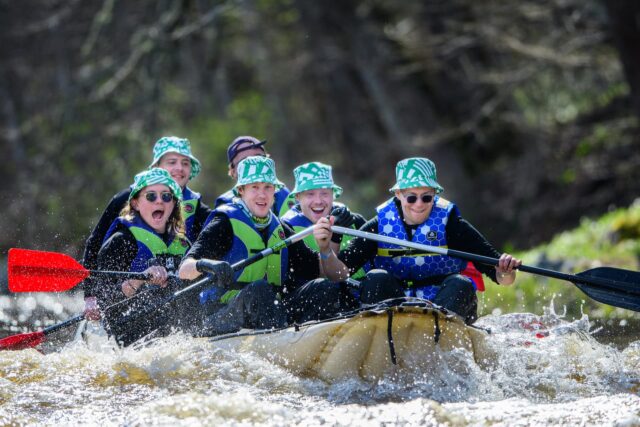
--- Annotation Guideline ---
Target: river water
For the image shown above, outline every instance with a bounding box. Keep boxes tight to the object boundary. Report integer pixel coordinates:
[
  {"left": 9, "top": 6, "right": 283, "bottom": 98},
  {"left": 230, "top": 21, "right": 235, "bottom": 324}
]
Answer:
[{"left": 1, "top": 293, "right": 639, "bottom": 426}]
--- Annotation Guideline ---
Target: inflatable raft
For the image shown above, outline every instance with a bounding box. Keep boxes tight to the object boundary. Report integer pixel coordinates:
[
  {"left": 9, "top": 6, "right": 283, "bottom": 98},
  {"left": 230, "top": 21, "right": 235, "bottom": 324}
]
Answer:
[{"left": 210, "top": 298, "right": 492, "bottom": 382}]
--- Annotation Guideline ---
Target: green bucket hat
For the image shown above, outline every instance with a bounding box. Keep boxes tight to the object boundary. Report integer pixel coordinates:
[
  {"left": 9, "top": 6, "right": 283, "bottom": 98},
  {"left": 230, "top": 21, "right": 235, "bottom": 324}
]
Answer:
[
  {"left": 129, "top": 168, "right": 183, "bottom": 201},
  {"left": 389, "top": 157, "right": 444, "bottom": 193},
  {"left": 149, "top": 136, "right": 201, "bottom": 180},
  {"left": 233, "top": 156, "right": 285, "bottom": 195},
  {"left": 291, "top": 162, "right": 343, "bottom": 198}
]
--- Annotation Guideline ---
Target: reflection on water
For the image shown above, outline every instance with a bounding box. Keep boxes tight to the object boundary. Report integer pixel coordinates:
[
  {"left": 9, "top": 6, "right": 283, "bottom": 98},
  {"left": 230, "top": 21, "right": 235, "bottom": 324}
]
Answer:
[{"left": 1, "top": 294, "right": 639, "bottom": 426}]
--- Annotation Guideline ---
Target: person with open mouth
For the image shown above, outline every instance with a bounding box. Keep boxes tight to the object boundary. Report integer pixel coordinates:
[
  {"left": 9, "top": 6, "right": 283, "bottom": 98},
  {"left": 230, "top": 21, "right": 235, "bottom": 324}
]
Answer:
[
  {"left": 93, "top": 168, "right": 191, "bottom": 346},
  {"left": 81, "top": 136, "right": 211, "bottom": 321},
  {"left": 280, "top": 161, "right": 367, "bottom": 305}
]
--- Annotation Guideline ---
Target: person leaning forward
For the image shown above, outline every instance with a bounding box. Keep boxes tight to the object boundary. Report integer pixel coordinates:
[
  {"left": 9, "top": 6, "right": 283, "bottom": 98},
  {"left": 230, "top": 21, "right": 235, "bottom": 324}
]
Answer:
[
  {"left": 179, "top": 156, "right": 342, "bottom": 336},
  {"left": 95, "top": 168, "right": 192, "bottom": 346},
  {"left": 213, "top": 136, "right": 295, "bottom": 217},
  {"left": 82, "top": 136, "right": 212, "bottom": 320},
  {"left": 314, "top": 157, "right": 522, "bottom": 324}
]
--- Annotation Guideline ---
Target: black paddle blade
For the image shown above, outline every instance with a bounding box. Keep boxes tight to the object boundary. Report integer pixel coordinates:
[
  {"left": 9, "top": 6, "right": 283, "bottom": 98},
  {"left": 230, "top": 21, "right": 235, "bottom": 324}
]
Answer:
[{"left": 574, "top": 267, "right": 640, "bottom": 312}]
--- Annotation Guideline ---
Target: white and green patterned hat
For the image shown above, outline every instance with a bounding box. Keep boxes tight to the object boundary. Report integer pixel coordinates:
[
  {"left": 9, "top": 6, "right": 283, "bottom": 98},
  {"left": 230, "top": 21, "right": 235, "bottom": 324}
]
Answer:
[
  {"left": 291, "top": 162, "right": 343, "bottom": 198},
  {"left": 233, "top": 156, "right": 285, "bottom": 195},
  {"left": 129, "top": 168, "right": 183, "bottom": 201},
  {"left": 149, "top": 136, "right": 201, "bottom": 180},
  {"left": 389, "top": 157, "right": 444, "bottom": 193}
]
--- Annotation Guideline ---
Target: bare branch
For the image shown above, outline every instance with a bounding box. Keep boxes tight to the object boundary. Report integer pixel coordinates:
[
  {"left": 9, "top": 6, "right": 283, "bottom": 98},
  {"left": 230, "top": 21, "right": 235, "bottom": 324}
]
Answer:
[{"left": 9, "top": 0, "right": 82, "bottom": 37}]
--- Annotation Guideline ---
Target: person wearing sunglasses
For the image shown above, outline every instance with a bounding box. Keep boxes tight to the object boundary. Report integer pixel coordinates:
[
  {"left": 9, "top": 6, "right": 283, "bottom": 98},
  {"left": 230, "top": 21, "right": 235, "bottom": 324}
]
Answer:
[
  {"left": 213, "top": 136, "right": 296, "bottom": 217},
  {"left": 179, "top": 156, "right": 334, "bottom": 336},
  {"left": 313, "top": 157, "right": 522, "bottom": 325},
  {"left": 94, "top": 168, "right": 191, "bottom": 345},
  {"left": 81, "top": 136, "right": 212, "bottom": 321}
]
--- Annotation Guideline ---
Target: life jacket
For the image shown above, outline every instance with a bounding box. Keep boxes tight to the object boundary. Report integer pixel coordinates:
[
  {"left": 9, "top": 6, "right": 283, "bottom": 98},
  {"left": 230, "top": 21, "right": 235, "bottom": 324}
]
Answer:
[
  {"left": 214, "top": 187, "right": 295, "bottom": 217},
  {"left": 200, "top": 203, "right": 289, "bottom": 304},
  {"left": 103, "top": 215, "right": 190, "bottom": 273},
  {"left": 281, "top": 203, "right": 369, "bottom": 280},
  {"left": 374, "top": 197, "right": 476, "bottom": 300},
  {"left": 181, "top": 187, "right": 201, "bottom": 243}
]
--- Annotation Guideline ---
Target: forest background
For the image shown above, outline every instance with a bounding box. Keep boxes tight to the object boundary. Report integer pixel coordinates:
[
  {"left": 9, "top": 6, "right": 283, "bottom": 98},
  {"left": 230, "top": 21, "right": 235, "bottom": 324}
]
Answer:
[{"left": 1, "top": 0, "right": 640, "bottom": 309}]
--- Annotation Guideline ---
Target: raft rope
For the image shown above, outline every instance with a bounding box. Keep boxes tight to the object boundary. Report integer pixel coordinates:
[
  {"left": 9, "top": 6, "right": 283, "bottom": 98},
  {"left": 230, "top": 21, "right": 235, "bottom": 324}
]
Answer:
[
  {"left": 208, "top": 297, "right": 453, "bottom": 342},
  {"left": 386, "top": 309, "right": 397, "bottom": 365},
  {"left": 433, "top": 312, "right": 441, "bottom": 343}
]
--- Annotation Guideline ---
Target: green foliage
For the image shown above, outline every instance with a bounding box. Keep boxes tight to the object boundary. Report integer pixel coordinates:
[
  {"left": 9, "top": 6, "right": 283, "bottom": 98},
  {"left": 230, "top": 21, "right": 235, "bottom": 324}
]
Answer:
[
  {"left": 479, "top": 202, "right": 640, "bottom": 319},
  {"left": 560, "top": 168, "right": 576, "bottom": 184},
  {"left": 512, "top": 69, "right": 626, "bottom": 128}
]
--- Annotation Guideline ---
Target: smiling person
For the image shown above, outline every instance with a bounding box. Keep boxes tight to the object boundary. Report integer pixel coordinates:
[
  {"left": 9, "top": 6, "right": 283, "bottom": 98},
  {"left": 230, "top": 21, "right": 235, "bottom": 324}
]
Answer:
[
  {"left": 314, "top": 157, "right": 521, "bottom": 324},
  {"left": 179, "top": 156, "right": 334, "bottom": 336},
  {"left": 94, "top": 168, "right": 191, "bottom": 344},
  {"left": 282, "top": 162, "right": 368, "bottom": 286},
  {"left": 82, "top": 136, "right": 211, "bottom": 320},
  {"left": 214, "top": 136, "right": 295, "bottom": 217}
]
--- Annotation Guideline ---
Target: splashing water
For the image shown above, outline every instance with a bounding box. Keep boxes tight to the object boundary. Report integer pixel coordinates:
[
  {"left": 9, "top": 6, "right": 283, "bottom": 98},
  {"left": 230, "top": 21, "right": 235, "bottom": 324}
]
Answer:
[{"left": 1, "top": 295, "right": 639, "bottom": 426}]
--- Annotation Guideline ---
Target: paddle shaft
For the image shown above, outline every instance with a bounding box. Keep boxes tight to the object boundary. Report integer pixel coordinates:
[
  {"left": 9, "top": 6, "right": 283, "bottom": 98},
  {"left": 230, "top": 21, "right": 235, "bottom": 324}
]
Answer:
[
  {"left": 9, "top": 266, "right": 148, "bottom": 281},
  {"left": 42, "top": 314, "right": 86, "bottom": 334},
  {"left": 331, "top": 226, "right": 624, "bottom": 291}
]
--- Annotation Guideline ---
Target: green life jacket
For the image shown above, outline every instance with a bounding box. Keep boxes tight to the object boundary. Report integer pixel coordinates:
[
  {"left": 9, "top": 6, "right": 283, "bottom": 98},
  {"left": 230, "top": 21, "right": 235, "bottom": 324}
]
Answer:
[
  {"left": 217, "top": 203, "right": 288, "bottom": 286},
  {"left": 104, "top": 216, "right": 189, "bottom": 273}
]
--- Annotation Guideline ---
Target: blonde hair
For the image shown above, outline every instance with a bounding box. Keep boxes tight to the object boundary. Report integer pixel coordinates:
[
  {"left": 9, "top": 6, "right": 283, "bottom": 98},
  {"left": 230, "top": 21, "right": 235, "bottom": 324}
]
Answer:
[{"left": 120, "top": 196, "right": 186, "bottom": 237}]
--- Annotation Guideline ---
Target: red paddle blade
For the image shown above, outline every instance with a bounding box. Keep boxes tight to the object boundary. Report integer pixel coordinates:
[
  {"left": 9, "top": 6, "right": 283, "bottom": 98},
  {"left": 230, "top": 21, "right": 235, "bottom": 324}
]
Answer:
[
  {"left": 0, "top": 331, "right": 45, "bottom": 350},
  {"left": 8, "top": 248, "right": 89, "bottom": 292}
]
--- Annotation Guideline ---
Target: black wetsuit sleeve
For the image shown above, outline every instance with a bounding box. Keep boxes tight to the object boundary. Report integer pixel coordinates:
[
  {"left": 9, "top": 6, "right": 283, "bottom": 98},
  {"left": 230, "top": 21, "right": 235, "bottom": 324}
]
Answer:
[
  {"left": 95, "top": 228, "right": 138, "bottom": 308},
  {"left": 183, "top": 212, "right": 234, "bottom": 261},
  {"left": 446, "top": 213, "right": 502, "bottom": 283},
  {"left": 352, "top": 213, "right": 367, "bottom": 229},
  {"left": 283, "top": 223, "right": 320, "bottom": 288},
  {"left": 82, "top": 188, "right": 130, "bottom": 297},
  {"left": 337, "top": 217, "right": 379, "bottom": 275},
  {"left": 190, "top": 199, "right": 213, "bottom": 242}
]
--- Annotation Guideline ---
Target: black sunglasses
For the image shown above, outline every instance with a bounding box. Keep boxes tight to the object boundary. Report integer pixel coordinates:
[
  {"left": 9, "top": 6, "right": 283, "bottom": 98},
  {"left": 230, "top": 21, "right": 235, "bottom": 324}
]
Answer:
[
  {"left": 144, "top": 191, "right": 174, "bottom": 203},
  {"left": 404, "top": 194, "right": 434, "bottom": 204}
]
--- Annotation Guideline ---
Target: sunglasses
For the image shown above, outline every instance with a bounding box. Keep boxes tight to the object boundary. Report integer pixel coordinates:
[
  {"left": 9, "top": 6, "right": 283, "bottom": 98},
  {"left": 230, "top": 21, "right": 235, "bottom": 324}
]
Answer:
[
  {"left": 144, "top": 191, "right": 175, "bottom": 203},
  {"left": 403, "top": 193, "right": 434, "bottom": 204}
]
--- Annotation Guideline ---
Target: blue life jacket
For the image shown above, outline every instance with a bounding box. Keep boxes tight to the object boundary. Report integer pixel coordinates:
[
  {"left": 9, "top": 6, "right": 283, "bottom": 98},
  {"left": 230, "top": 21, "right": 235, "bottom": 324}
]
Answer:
[
  {"left": 374, "top": 197, "right": 468, "bottom": 300},
  {"left": 181, "top": 187, "right": 201, "bottom": 243}
]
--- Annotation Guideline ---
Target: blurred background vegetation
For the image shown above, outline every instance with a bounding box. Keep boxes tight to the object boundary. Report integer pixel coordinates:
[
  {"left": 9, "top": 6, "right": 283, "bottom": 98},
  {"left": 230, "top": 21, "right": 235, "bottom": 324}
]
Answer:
[{"left": 1, "top": 0, "right": 639, "bottom": 316}]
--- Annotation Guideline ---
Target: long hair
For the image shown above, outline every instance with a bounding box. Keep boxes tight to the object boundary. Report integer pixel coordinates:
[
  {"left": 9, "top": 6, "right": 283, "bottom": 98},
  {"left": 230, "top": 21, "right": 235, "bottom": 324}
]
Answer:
[{"left": 120, "top": 196, "right": 186, "bottom": 237}]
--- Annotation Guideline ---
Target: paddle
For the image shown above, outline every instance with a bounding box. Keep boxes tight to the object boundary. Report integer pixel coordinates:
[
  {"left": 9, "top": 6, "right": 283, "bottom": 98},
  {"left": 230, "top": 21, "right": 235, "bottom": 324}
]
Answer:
[
  {"left": 8, "top": 248, "right": 150, "bottom": 292},
  {"left": 0, "top": 314, "right": 85, "bottom": 351},
  {"left": 332, "top": 226, "right": 640, "bottom": 312},
  {"left": 102, "top": 225, "right": 317, "bottom": 345},
  {"left": 0, "top": 272, "right": 178, "bottom": 351},
  {"left": 0, "top": 278, "right": 184, "bottom": 352}
]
